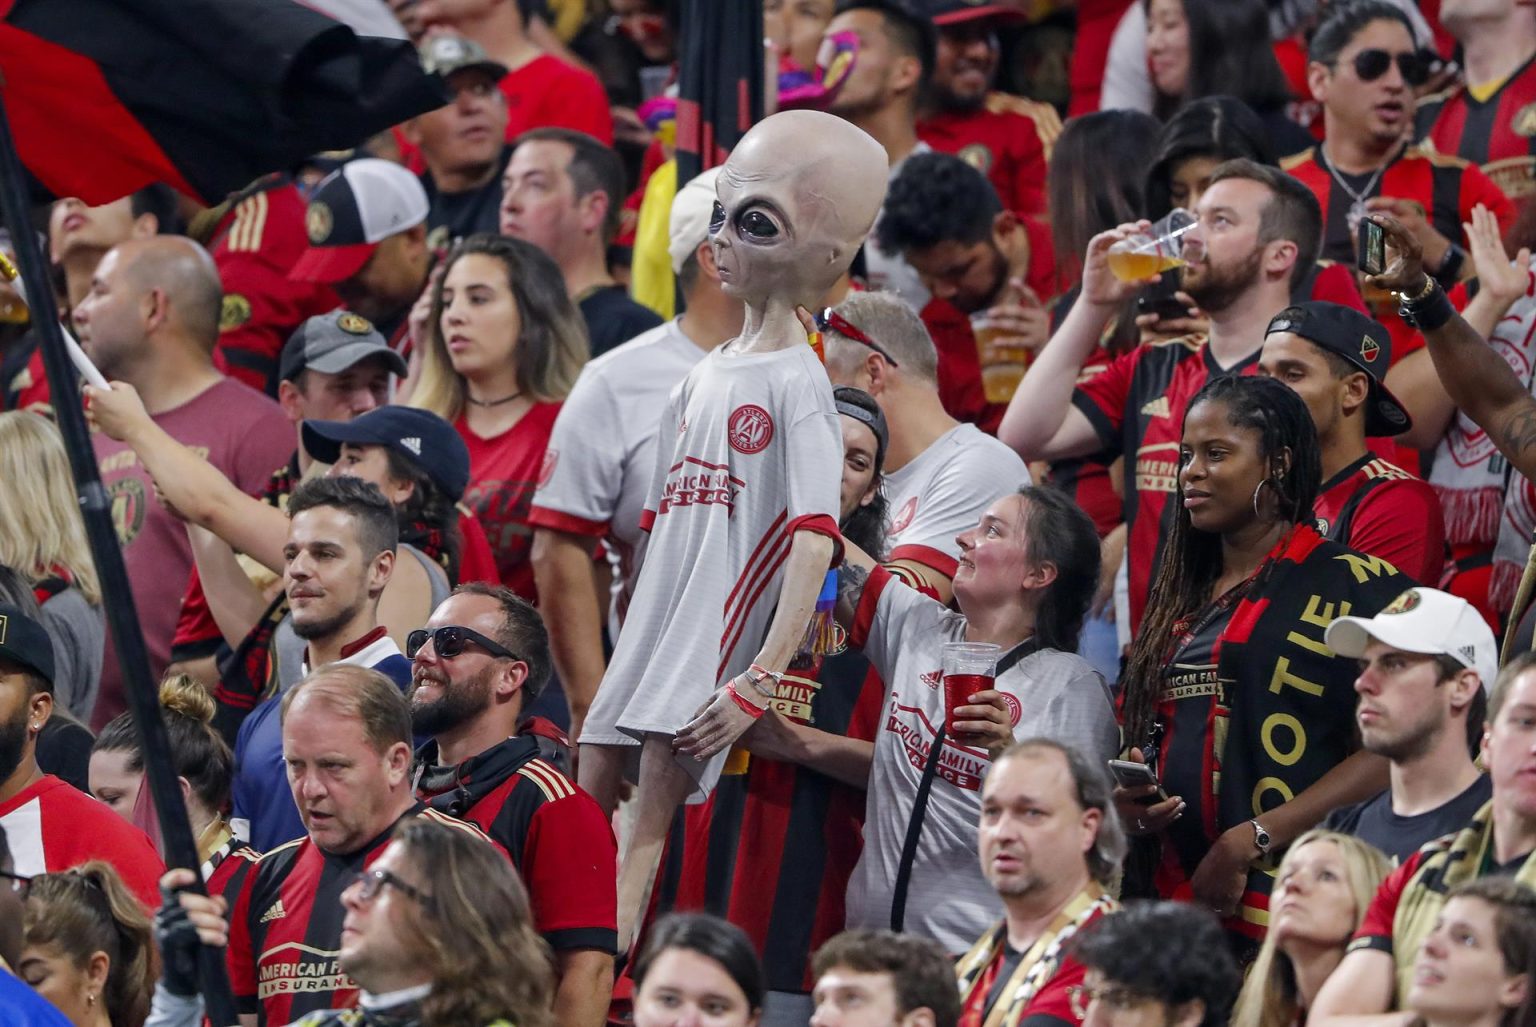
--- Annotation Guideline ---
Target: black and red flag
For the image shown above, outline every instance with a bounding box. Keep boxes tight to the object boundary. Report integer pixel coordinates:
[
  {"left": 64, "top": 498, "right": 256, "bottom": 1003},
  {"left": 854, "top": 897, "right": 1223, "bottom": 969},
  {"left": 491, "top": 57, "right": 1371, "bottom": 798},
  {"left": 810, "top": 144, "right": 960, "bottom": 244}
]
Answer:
[
  {"left": 0, "top": 0, "right": 446, "bottom": 204},
  {"left": 675, "top": 0, "right": 765, "bottom": 184}
]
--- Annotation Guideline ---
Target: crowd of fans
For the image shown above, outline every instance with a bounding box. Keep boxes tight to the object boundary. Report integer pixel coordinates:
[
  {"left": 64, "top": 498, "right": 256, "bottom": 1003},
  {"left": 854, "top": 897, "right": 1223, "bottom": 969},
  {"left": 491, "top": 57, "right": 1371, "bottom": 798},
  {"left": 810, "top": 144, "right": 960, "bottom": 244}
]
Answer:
[{"left": 11, "top": 0, "right": 1536, "bottom": 1025}]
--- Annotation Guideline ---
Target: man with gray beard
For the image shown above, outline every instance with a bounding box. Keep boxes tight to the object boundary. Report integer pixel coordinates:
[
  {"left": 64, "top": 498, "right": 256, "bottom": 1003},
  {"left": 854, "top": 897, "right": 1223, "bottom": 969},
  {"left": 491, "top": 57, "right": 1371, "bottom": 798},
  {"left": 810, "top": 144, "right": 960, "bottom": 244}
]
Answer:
[
  {"left": 408, "top": 584, "right": 617, "bottom": 1027},
  {"left": 954, "top": 739, "right": 1127, "bottom": 1027}
]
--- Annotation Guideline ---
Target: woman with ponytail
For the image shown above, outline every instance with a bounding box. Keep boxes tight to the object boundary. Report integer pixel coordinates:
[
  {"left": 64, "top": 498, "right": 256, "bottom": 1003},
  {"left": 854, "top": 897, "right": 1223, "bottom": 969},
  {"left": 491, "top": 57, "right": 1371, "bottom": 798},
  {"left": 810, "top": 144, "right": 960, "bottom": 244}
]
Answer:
[
  {"left": 1115, "top": 375, "right": 1408, "bottom": 951},
  {"left": 18, "top": 861, "right": 157, "bottom": 1027}
]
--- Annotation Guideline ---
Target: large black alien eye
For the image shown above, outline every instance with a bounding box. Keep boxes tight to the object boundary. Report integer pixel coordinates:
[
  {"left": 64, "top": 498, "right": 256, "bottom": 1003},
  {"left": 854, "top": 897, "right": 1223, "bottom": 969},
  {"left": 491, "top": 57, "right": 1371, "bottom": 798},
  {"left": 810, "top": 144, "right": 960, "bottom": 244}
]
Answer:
[
  {"left": 709, "top": 201, "right": 726, "bottom": 234},
  {"left": 740, "top": 210, "right": 779, "bottom": 240}
]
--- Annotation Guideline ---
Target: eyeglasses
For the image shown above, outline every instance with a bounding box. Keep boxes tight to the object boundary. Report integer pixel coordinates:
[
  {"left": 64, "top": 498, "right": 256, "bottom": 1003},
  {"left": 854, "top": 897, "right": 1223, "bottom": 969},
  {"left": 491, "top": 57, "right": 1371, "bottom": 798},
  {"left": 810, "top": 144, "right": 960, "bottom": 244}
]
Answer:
[
  {"left": 0, "top": 869, "right": 31, "bottom": 899},
  {"left": 405, "top": 625, "right": 521, "bottom": 662},
  {"left": 346, "top": 868, "right": 432, "bottom": 907},
  {"left": 814, "top": 307, "right": 900, "bottom": 367},
  {"left": 1348, "top": 48, "right": 1430, "bottom": 86},
  {"left": 1067, "top": 983, "right": 1155, "bottom": 1019}
]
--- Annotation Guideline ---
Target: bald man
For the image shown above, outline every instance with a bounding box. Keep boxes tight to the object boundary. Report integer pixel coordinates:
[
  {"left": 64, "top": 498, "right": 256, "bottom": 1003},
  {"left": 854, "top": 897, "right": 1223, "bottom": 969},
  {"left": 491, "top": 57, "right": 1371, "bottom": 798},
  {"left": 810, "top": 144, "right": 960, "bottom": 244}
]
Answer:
[
  {"left": 73, "top": 237, "right": 291, "bottom": 729},
  {"left": 578, "top": 109, "right": 889, "bottom": 947}
]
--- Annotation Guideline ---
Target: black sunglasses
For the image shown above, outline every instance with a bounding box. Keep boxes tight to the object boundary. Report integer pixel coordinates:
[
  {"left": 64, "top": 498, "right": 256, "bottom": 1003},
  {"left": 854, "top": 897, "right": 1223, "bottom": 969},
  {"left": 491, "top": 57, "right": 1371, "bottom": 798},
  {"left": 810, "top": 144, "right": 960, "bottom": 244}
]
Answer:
[
  {"left": 0, "top": 868, "right": 31, "bottom": 898},
  {"left": 814, "top": 307, "right": 900, "bottom": 367},
  {"left": 405, "top": 625, "right": 520, "bottom": 662},
  {"left": 1350, "top": 48, "right": 1429, "bottom": 86}
]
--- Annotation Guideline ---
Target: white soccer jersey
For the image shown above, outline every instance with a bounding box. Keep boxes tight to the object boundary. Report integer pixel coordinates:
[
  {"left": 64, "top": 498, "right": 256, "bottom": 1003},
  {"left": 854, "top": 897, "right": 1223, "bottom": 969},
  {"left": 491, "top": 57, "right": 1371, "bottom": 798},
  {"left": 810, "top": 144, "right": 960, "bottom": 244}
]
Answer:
[
  {"left": 528, "top": 318, "right": 708, "bottom": 634},
  {"left": 843, "top": 566, "right": 1119, "bottom": 954},
  {"left": 583, "top": 342, "right": 843, "bottom": 797},
  {"left": 885, "top": 423, "right": 1031, "bottom": 578}
]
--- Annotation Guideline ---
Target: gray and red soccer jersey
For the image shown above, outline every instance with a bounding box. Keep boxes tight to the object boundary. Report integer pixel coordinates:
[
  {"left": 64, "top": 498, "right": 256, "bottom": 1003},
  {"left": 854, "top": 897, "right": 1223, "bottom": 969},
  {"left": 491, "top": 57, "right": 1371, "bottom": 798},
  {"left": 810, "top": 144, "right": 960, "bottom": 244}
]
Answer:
[
  {"left": 884, "top": 423, "right": 1031, "bottom": 580},
  {"left": 843, "top": 566, "right": 1119, "bottom": 953},
  {"left": 583, "top": 343, "right": 842, "bottom": 797},
  {"left": 527, "top": 319, "right": 708, "bottom": 636}
]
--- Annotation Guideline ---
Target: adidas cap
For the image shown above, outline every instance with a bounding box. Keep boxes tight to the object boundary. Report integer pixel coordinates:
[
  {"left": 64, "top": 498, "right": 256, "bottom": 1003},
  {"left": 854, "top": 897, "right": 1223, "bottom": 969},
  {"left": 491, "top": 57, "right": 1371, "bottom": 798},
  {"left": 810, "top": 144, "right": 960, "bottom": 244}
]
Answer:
[{"left": 302, "top": 405, "right": 470, "bottom": 501}]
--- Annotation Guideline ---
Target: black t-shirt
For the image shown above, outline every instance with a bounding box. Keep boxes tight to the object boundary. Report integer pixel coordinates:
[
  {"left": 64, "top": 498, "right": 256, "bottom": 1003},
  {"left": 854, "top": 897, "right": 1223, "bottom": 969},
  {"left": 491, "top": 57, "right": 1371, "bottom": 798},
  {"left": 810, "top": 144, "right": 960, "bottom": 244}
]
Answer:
[
  {"left": 985, "top": 944, "right": 1028, "bottom": 1018},
  {"left": 36, "top": 712, "right": 94, "bottom": 793},
  {"left": 579, "top": 284, "right": 663, "bottom": 358},
  {"left": 421, "top": 147, "right": 511, "bottom": 252},
  {"left": 1323, "top": 774, "right": 1492, "bottom": 863}
]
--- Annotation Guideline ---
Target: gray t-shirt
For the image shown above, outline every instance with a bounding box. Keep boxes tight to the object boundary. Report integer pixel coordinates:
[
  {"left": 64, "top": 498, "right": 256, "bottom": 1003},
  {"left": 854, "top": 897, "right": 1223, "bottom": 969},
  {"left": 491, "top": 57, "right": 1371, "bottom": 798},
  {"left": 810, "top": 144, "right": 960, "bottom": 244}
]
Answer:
[
  {"left": 40, "top": 588, "right": 103, "bottom": 722},
  {"left": 845, "top": 566, "right": 1120, "bottom": 953}
]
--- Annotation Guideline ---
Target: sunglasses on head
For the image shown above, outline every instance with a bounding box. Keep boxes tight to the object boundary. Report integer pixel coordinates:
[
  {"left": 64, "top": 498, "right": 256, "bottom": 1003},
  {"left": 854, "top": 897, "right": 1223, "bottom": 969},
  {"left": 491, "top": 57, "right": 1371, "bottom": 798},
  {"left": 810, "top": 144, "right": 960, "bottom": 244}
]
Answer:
[
  {"left": 1349, "top": 48, "right": 1429, "bottom": 86},
  {"left": 814, "top": 307, "right": 900, "bottom": 367},
  {"left": 405, "top": 625, "right": 521, "bottom": 662}
]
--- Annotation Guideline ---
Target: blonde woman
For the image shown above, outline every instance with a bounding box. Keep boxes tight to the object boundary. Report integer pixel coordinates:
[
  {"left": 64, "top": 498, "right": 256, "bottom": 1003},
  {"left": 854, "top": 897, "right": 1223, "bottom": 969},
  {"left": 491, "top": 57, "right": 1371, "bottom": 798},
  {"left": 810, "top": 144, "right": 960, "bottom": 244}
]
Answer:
[
  {"left": 0, "top": 411, "right": 103, "bottom": 720},
  {"left": 410, "top": 233, "right": 585, "bottom": 602},
  {"left": 1231, "top": 830, "right": 1393, "bottom": 1027}
]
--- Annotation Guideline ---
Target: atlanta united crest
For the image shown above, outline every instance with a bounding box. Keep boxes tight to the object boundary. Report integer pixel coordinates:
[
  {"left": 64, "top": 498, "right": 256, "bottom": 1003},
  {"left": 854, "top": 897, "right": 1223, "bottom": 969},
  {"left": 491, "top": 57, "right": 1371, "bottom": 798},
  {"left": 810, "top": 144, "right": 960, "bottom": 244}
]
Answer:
[{"left": 727, "top": 404, "right": 774, "bottom": 454}]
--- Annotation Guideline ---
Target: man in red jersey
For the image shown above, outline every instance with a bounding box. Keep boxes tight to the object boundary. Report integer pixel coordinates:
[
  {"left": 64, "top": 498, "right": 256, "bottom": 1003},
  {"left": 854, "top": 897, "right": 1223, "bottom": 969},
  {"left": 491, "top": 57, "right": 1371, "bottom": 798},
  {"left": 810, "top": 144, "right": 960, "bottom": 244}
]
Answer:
[
  {"left": 1417, "top": 0, "right": 1536, "bottom": 202},
  {"left": 915, "top": 0, "right": 1059, "bottom": 221},
  {"left": 0, "top": 604, "right": 163, "bottom": 909},
  {"left": 1260, "top": 301, "right": 1444, "bottom": 584},
  {"left": 1000, "top": 160, "right": 1323, "bottom": 633}
]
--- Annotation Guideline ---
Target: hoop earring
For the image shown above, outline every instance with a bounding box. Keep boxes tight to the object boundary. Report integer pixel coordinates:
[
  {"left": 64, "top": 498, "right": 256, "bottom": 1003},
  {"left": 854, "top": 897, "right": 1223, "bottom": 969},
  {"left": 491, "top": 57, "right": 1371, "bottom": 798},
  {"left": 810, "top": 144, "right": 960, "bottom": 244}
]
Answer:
[{"left": 1252, "top": 477, "right": 1277, "bottom": 518}]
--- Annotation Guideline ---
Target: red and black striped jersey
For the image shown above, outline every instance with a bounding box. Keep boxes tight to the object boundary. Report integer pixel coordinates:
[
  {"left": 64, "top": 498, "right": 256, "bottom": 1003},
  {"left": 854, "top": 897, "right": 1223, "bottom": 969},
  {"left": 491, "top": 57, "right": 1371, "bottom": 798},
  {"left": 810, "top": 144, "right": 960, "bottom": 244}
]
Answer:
[
  {"left": 226, "top": 805, "right": 492, "bottom": 1026},
  {"left": 1281, "top": 143, "right": 1514, "bottom": 266},
  {"left": 1071, "top": 334, "right": 1259, "bottom": 633},
  {"left": 1418, "top": 54, "right": 1536, "bottom": 200},
  {"left": 415, "top": 735, "right": 618, "bottom": 955},
  {"left": 648, "top": 645, "right": 885, "bottom": 992}
]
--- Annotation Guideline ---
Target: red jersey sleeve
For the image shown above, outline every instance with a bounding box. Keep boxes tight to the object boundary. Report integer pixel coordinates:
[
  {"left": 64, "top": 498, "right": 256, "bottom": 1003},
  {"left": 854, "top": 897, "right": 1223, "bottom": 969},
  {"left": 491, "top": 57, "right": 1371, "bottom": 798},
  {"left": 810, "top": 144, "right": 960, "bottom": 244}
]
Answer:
[
  {"left": 226, "top": 864, "right": 259, "bottom": 1010},
  {"left": 1070, "top": 345, "right": 1142, "bottom": 453},
  {"left": 521, "top": 793, "right": 619, "bottom": 952},
  {"left": 1348, "top": 478, "right": 1446, "bottom": 585},
  {"left": 1352, "top": 852, "right": 1420, "bottom": 955}
]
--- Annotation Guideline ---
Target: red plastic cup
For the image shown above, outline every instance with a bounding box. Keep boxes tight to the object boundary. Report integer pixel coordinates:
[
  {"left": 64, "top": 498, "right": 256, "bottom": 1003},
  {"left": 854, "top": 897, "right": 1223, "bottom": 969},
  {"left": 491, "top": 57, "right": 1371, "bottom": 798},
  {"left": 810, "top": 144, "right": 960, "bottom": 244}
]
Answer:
[{"left": 941, "top": 641, "right": 1001, "bottom": 736}]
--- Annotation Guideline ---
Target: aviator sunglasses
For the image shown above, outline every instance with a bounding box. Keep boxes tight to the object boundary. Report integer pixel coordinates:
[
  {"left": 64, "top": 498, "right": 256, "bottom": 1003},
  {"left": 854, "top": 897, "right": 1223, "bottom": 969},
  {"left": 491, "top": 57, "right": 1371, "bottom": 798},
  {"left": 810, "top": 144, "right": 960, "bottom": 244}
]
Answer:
[{"left": 1349, "top": 48, "right": 1430, "bottom": 87}]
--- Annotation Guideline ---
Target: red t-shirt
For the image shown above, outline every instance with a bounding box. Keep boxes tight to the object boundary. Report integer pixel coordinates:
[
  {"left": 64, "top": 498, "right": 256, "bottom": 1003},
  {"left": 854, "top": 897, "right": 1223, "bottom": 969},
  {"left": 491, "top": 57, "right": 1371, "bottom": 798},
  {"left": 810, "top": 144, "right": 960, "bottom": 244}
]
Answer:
[
  {"left": 210, "top": 178, "right": 339, "bottom": 394},
  {"left": 502, "top": 54, "right": 613, "bottom": 145},
  {"left": 457, "top": 401, "right": 563, "bottom": 603},
  {"left": 1068, "top": 0, "right": 1135, "bottom": 116},
  {"left": 1314, "top": 454, "right": 1446, "bottom": 586},
  {"left": 918, "top": 95, "right": 1057, "bottom": 219},
  {"left": 0, "top": 775, "right": 165, "bottom": 909},
  {"left": 92, "top": 378, "right": 293, "bottom": 729}
]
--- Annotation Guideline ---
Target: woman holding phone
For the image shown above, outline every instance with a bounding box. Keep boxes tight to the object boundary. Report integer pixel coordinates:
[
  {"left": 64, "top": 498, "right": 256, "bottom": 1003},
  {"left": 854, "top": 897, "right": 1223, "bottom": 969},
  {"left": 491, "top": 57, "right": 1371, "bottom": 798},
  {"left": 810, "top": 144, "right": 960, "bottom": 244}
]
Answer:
[{"left": 1115, "top": 375, "right": 1408, "bottom": 949}]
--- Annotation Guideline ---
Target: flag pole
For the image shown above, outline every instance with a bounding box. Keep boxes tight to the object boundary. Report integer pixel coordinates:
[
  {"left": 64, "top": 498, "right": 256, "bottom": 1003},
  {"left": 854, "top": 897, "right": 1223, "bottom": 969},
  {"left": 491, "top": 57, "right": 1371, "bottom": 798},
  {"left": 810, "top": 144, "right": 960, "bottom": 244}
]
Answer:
[{"left": 0, "top": 95, "right": 243, "bottom": 1027}]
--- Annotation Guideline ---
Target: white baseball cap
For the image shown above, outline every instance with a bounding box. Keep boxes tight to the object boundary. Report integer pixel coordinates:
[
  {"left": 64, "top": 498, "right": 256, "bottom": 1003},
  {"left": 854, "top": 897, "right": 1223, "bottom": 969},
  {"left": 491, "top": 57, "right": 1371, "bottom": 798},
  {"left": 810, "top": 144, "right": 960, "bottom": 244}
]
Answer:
[
  {"left": 669, "top": 167, "right": 723, "bottom": 275},
  {"left": 290, "top": 159, "right": 430, "bottom": 284},
  {"left": 1325, "top": 586, "right": 1498, "bottom": 691}
]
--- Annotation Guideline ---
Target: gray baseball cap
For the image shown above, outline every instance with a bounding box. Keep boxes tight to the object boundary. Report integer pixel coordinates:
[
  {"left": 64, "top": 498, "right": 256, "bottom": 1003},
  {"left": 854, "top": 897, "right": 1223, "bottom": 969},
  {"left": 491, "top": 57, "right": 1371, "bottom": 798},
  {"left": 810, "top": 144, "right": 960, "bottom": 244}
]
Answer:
[{"left": 278, "top": 311, "right": 408, "bottom": 383}]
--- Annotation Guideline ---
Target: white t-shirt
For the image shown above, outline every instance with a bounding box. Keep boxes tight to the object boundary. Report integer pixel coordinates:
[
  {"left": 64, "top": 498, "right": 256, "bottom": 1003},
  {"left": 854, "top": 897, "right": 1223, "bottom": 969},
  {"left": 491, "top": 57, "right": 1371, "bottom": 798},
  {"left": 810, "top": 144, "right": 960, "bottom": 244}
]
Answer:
[
  {"left": 885, "top": 423, "right": 1031, "bottom": 578},
  {"left": 529, "top": 318, "right": 708, "bottom": 634},
  {"left": 844, "top": 566, "right": 1119, "bottom": 954},
  {"left": 583, "top": 342, "right": 843, "bottom": 797}
]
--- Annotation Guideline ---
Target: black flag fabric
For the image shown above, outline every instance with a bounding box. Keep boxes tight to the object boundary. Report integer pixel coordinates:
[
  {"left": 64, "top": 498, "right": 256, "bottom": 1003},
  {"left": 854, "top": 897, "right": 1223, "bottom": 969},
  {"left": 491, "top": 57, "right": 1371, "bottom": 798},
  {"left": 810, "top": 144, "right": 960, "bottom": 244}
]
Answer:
[
  {"left": 0, "top": 0, "right": 448, "bottom": 204},
  {"left": 675, "top": 0, "right": 765, "bottom": 184}
]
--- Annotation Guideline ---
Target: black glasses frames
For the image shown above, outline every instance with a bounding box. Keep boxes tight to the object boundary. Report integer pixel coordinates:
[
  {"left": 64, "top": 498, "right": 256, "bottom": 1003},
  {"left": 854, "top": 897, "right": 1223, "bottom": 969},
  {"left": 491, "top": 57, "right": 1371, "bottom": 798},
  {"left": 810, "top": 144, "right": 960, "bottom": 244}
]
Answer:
[
  {"left": 347, "top": 868, "right": 432, "bottom": 908},
  {"left": 405, "top": 625, "right": 521, "bottom": 662},
  {"left": 0, "top": 868, "right": 31, "bottom": 898},
  {"left": 1350, "top": 48, "right": 1430, "bottom": 87}
]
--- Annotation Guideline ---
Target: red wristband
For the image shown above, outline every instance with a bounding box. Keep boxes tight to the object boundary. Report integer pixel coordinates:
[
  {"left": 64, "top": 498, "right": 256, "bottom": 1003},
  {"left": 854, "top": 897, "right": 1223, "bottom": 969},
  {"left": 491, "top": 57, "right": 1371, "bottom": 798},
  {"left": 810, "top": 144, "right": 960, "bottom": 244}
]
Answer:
[{"left": 726, "top": 681, "right": 766, "bottom": 719}]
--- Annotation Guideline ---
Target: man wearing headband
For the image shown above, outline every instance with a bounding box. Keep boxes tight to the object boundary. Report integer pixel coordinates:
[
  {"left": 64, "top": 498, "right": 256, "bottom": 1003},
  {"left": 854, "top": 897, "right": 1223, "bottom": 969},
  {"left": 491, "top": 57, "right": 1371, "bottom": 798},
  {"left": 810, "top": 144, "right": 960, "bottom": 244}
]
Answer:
[
  {"left": 821, "top": 291, "right": 1028, "bottom": 605},
  {"left": 1260, "top": 301, "right": 1443, "bottom": 584}
]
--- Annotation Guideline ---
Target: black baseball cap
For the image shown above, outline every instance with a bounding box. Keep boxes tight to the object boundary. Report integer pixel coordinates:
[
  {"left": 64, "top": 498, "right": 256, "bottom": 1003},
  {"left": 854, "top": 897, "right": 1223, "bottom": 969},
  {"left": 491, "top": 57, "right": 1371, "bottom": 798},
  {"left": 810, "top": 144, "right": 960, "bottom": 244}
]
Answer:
[
  {"left": 302, "top": 406, "right": 471, "bottom": 501},
  {"left": 0, "top": 603, "right": 54, "bottom": 691},
  {"left": 834, "top": 386, "right": 890, "bottom": 477},
  {"left": 919, "top": 0, "right": 1027, "bottom": 25},
  {"left": 278, "top": 311, "right": 408, "bottom": 383},
  {"left": 1265, "top": 301, "right": 1413, "bottom": 437}
]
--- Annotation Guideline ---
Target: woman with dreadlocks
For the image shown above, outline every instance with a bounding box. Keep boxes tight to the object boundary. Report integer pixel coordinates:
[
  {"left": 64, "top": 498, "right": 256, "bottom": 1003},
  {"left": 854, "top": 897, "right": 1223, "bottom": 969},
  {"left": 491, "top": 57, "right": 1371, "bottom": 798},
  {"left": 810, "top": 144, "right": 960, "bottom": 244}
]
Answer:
[{"left": 1116, "top": 374, "right": 1408, "bottom": 949}]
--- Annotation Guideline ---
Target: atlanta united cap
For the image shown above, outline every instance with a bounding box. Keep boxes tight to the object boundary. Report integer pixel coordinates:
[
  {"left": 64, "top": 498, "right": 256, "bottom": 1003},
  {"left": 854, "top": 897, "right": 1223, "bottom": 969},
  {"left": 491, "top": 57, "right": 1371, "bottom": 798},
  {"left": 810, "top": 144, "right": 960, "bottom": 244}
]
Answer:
[
  {"left": 919, "top": 0, "right": 1027, "bottom": 25},
  {"left": 290, "top": 158, "right": 430, "bottom": 284},
  {"left": 278, "top": 311, "right": 408, "bottom": 383},
  {"left": 302, "top": 405, "right": 470, "bottom": 501},
  {"left": 1325, "top": 586, "right": 1497, "bottom": 692},
  {"left": 1265, "top": 301, "right": 1412, "bottom": 437},
  {"left": 420, "top": 33, "right": 508, "bottom": 81},
  {"left": 669, "top": 168, "right": 723, "bottom": 274},
  {"left": 0, "top": 603, "right": 54, "bottom": 691}
]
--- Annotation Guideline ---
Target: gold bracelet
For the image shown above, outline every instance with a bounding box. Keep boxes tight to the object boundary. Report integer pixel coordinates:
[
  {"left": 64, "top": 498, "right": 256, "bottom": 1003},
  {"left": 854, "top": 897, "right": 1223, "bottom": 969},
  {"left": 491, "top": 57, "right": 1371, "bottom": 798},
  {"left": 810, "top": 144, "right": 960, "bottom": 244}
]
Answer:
[{"left": 1397, "top": 274, "right": 1437, "bottom": 304}]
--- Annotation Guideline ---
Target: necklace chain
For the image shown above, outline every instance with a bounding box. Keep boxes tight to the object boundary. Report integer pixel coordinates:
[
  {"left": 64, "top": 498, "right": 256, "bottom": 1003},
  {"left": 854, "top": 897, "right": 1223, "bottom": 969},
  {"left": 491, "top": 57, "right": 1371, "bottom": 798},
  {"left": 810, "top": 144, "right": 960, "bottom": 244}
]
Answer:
[{"left": 465, "top": 390, "right": 523, "bottom": 408}]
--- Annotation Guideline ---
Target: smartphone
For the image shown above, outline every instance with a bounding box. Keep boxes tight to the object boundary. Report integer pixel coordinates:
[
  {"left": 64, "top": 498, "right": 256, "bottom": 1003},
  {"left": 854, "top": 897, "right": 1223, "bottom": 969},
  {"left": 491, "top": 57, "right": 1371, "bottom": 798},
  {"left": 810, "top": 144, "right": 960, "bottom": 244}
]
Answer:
[
  {"left": 1358, "top": 217, "right": 1386, "bottom": 276},
  {"left": 1107, "top": 759, "right": 1170, "bottom": 804},
  {"left": 1136, "top": 272, "right": 1188, "bottom": 321}
]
